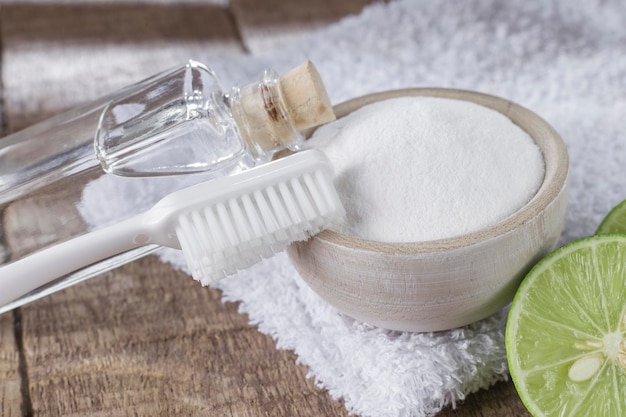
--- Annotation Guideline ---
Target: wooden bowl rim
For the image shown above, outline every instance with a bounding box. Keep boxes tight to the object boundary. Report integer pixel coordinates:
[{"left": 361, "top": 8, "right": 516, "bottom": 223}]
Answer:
[{"left": 313, "top": 87, "right": 569, "bottom": 254}]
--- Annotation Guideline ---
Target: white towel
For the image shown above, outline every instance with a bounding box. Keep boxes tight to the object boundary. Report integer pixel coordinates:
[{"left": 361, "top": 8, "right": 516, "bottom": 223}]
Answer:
[{"left": 81, "top": 1, "right": 626, "bottom": 416}]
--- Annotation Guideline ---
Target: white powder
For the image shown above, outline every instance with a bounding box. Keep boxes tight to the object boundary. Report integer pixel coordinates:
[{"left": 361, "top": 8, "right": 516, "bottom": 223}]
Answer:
[{"left": 306, "top": 96, "right": 545, "bottom": 242}]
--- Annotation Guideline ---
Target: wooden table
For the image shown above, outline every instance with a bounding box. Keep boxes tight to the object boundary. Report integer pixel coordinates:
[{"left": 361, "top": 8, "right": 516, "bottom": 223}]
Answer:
[{"left": 0, "top": 2, "right": 531, "bottom": 415}]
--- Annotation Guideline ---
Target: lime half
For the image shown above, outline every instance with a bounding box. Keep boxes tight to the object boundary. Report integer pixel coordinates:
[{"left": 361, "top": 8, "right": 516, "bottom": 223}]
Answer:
[
  {"left": 596, "top": 199, "right": 626, "bottom": 235},
  {"left": 506, "top": 234, "right": 626, "bottom": 416}
]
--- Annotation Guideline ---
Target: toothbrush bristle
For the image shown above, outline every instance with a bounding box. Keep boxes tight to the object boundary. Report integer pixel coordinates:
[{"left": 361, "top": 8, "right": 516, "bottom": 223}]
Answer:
[{"left": 175, "top": 166, "right": 345, "bottom": 286}]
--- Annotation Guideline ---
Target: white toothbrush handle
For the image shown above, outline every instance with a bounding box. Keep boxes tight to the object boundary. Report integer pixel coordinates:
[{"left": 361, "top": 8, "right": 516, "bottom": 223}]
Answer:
[{"left": 0, "top": 217, "right": 142, "bottom": 307}]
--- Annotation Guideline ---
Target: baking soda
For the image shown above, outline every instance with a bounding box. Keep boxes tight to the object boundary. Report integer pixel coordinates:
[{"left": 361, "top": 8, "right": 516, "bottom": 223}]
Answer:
[{"left": 306, "top": 96, "right": 545, "bottom": 242}]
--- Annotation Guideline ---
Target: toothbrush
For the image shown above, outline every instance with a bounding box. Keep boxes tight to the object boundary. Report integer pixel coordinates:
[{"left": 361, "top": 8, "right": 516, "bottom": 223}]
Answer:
[{"left": 0, "top": 149, "right": 344, "bottom": 309}]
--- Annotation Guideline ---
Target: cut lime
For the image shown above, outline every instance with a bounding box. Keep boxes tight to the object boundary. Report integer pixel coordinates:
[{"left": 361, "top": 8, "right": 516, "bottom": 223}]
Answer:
[
  {"left": 596, "top": 199, "right": 626, "bottom": 235},
  {"left": 506, "top": 234, "right": 626, "bottom": 417}
]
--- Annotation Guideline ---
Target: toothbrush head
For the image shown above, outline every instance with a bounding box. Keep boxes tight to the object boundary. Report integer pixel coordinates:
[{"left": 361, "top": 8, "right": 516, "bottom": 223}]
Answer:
[{"left": 172, "top": 150, "right": 345, "bottom": 285}]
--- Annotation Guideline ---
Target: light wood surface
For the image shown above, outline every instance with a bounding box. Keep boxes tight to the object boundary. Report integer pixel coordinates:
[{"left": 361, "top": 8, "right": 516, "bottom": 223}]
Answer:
[{"left": 0, "top": 2, "right": 531, "bottom": 416}]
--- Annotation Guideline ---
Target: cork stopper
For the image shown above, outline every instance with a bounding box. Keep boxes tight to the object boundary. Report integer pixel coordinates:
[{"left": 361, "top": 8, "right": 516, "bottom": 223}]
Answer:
[
  {"left": 231, "top": 61, "right": 335, "bottom": 158},
  {"left": 279, "top": 61, "right": 336, "bottom": 131}
]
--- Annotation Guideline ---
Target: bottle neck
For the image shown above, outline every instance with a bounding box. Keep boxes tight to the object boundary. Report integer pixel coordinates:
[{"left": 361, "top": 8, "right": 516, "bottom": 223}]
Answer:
[{"left": 229, "top": 69, "right": 304, "bottom": 161}]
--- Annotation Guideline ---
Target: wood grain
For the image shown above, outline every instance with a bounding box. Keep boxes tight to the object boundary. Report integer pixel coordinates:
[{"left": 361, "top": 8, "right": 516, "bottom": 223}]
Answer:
[
  {"left": 18, "top": 257, "right": 349, "bottom": 417},
  {"left": 0, "top": 312, "right": 22, "bottom": 417}
]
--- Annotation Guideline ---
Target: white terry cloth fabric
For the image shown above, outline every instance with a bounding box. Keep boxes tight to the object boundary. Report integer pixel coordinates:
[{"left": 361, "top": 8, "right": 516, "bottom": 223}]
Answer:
[{"left": 80, "top": 1, "right": 626, "bottom": 416}]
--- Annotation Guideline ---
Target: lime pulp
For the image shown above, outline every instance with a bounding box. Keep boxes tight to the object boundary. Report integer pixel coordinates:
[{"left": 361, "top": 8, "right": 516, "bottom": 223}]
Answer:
[{"left": 506, "top": 234, "right": 626, "bottom": 417}]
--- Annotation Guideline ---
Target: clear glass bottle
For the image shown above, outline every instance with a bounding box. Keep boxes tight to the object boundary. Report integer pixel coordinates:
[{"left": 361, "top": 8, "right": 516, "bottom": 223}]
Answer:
[{"left": 0, "top": 59, "right": 334, "bottom": 313}]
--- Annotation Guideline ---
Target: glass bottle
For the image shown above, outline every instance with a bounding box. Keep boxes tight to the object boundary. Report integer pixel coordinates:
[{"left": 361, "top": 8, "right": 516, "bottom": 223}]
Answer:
[{"left": 0, "top": 59, "right": 334, "bottom": 313}]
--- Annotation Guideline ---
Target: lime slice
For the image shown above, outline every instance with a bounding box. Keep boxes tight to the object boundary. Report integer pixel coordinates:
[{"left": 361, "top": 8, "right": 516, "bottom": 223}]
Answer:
[
  {"left": 596, "top": 199, "right": 626, "bottom": 235},
  {"left": 506, "top": 234, "right": 626, "bottom": 417}
]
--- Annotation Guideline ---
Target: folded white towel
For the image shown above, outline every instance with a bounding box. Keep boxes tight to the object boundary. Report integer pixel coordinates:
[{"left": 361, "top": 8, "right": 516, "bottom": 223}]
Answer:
[{"left": 81, "top": 0, "right": 626, "bottom": 416}]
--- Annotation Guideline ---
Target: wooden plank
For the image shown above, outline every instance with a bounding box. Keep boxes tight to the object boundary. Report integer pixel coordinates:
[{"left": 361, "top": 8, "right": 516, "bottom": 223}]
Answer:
[
  {"left": 17, "top": 257, "right": 349, "bottom": 416},
  {"left": 0, "top": 313, "right": 22, "bottom": 417},
  {"left": 0, "top": 2, "right": 244, "bottom": 130},
  {"left": 230, "top": 0, "right": 375, "bottom": 54}
]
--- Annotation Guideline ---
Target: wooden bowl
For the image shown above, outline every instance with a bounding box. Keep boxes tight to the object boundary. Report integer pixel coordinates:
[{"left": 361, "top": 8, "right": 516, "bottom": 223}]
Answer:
[{"left": 286, "top": 88, "right": 569, "bottom": 332}]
